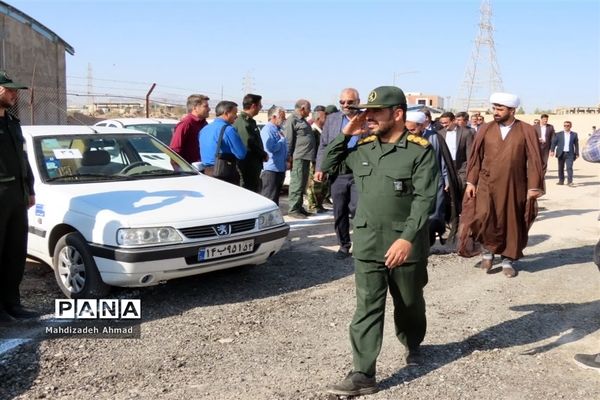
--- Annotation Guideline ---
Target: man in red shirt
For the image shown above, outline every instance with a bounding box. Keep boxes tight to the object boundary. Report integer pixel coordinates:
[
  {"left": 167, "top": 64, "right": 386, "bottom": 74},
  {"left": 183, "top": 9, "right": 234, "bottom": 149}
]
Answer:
[{"left": 170, "top": 94, "right": 210, "bottom": 163}]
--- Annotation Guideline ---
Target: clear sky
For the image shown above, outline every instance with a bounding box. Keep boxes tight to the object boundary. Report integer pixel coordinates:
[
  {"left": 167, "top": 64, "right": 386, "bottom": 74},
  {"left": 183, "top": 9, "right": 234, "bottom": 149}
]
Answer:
[{"left": 8, "top": 0, "right": 600, "bottom": 111}]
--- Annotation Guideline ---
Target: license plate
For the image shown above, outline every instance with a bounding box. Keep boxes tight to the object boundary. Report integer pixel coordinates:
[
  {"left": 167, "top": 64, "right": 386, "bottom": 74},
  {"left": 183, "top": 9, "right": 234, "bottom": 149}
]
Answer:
[{"left": 197, "top": 239, "right": 254, "bottom": 261}]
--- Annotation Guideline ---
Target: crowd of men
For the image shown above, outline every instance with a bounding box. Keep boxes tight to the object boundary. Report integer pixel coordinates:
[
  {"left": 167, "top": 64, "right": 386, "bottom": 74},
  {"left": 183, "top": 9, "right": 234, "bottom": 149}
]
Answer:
[
  {"left": 167, "top": 89, "right": 584, "bottom": 267},
  {"left": 162, "top": 87, "right": 594, "bottom": 395},
  {"left": 1, "top": 71, "right": 596, "bottom": 396}
]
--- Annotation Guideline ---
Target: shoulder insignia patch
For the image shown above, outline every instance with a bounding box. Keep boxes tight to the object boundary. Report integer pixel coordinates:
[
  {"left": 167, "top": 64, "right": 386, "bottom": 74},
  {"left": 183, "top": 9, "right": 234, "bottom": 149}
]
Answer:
[
  {"left": 358, "top": 135, "right": 377, "bottom": 145},
  {"left": 407, "top": 134, "right": 430, "bottom": 148}
]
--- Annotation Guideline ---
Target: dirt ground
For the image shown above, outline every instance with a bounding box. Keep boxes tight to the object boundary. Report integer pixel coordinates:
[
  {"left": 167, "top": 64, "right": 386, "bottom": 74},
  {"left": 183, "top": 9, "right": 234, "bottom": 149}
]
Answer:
[{"left": 0, "top": 153, "right": 599, "bottom": 400}]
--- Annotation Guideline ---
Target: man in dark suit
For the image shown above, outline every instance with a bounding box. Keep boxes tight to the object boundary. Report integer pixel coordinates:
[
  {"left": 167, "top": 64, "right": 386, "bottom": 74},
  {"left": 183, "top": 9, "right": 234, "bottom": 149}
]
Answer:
[
  {"left": 534, "top": 113, "right": 555, "bottom": 174},
  {"left": 550, "top": 120, "right": 579, "bottom": 186},
  {"left": 315, "top": 88, "right": 361, "bottom": 259},
  {"left": 437, "top": 111, "right": 474, "bottom": 193}
]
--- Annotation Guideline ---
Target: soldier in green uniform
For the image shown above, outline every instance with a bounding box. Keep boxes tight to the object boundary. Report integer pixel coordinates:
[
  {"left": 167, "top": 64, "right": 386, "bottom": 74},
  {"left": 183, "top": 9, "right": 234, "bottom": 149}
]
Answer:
[
  {"left": 234, "top": 93, "right": 268, "bottom": 192},
  {"left": 322, "top": 86, "right": 439, "bottom": 396}
]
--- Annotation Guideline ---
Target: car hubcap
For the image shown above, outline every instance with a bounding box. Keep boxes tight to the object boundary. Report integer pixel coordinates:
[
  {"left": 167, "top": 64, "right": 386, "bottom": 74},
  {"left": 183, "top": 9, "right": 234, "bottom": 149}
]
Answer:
[{"left": 57, "top": 246, "right": 86, "bottom": 294}]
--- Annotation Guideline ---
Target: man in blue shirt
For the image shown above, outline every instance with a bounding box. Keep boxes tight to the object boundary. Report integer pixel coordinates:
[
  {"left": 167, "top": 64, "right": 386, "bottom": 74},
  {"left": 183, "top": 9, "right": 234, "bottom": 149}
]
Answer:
[
  {"left": 199, "top": 101, "right": 247, "bottom": 183},
  {"left": 260, "top": 105, "right": 287, "bottom": 205}
]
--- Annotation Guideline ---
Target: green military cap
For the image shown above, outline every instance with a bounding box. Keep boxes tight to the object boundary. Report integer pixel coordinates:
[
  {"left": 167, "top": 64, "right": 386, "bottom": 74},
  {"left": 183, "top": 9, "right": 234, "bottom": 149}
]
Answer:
[
  {"left": 352, "top": 86, "right": 406, "bottom": 109},
  {"left": 324, "top": 104, "right": 339, "bottom": 114},
  {"left": 0, "top": 71, "right": 28, "bottom": 89}
]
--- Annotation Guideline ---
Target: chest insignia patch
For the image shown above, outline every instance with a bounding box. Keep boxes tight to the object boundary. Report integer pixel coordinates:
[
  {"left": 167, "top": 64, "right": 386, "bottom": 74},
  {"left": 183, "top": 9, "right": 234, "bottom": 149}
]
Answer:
[{"left": 394, "top": 181, "right": 403, "bottom": 191}]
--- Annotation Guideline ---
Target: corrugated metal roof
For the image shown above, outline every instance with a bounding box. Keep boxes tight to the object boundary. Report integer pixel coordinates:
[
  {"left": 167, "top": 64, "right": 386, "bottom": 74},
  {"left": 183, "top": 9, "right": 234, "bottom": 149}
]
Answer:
[{"left": 0, "top": 1, "right": 74, "bottom": 55}]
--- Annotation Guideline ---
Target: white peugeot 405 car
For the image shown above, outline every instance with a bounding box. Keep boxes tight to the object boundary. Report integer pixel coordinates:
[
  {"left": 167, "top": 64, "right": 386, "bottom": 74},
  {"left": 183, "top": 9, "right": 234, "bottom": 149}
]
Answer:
[{"left": 24, "top": 125, "right": 289, "bottom": 298}]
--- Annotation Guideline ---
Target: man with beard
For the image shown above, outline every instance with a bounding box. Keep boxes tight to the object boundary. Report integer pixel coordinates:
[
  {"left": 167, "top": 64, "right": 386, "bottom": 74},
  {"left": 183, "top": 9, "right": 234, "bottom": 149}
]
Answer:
[
  {"left": 460, "top": 92, "right": 544, "bottom": 278},
  {"left": 235, "top": 93, "right": 268, "bottom": 192},
  {"left": 284, "top": 99, "right": 314, "bottom": 219},
  {"left": 0, "top": 71, "right": 38, "bottom": 323},
  {"left": 322, "top": 86, "right": 438, "bottom": 396},
  {"left": 315, "top": 88, "right": 361, "bottom": 259},
  {"left": 260, "top": 106, "right": 287, "bottom": 205}
]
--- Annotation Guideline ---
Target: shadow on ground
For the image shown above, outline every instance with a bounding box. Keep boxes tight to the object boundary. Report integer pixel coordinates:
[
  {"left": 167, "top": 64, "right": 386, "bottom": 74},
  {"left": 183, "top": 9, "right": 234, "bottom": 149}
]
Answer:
[
  {"left": 379, "top": 300, "right": 600, "bottom": 391},
  {"left": 519, "top": 244, "right": 594, "bottom": 273}
]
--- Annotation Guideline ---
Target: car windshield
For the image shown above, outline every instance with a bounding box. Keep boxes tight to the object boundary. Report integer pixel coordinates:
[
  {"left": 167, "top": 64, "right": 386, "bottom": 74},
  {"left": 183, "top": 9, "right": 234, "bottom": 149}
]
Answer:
[
  {"left": 125, "top": 123, "right": 176, "bottom": 150},
  {"left": 34, "top": 133, "right": 197, "bottom": 184}
]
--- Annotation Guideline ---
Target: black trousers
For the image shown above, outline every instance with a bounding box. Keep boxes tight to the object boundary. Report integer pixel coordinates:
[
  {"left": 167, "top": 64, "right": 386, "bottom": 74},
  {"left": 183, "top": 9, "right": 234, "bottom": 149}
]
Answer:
[
  {"left": 260, "top": 170, "right": 285, "bottom": 205},
  {"left": 330, "top": 173, "right": 358, "bottom": 250},
  {"left": 0, "top": 184, "right": 28, "bottom": 308}
]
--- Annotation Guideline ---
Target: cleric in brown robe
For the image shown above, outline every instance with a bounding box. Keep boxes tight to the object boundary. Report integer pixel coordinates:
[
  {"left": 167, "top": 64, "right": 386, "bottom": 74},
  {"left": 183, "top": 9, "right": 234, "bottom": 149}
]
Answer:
[{"left": 459, "top": 92, "right": 544, "bottom": 278}]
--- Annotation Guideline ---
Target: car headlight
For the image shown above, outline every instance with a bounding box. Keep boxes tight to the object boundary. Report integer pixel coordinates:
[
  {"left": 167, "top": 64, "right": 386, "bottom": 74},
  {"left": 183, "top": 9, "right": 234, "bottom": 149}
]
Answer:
[
  {"left": 117, "top": 227, "right": 182, "bottom": 246},
  {"left": 257, "top": 209, "right": 284, "bottom": 229}
]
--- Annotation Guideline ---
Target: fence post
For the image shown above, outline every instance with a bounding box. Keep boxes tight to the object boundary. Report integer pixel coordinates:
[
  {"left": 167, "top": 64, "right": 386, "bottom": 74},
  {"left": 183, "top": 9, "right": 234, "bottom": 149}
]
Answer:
[
  {"left": 145, "top": 83, "right": 156, "bottom": 118},
  {"left": 29, "top": 88, "right": 34, "bottom": 125}
]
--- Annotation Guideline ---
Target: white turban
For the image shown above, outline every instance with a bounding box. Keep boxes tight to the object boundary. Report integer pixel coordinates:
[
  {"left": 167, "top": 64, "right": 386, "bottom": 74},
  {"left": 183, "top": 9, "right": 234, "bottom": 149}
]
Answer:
[
  {"left": 489, "top": 92, "right": 520, "bottom": 108},
  {"left": 406, "top": 111, "right": 426, "bottom": 124}
]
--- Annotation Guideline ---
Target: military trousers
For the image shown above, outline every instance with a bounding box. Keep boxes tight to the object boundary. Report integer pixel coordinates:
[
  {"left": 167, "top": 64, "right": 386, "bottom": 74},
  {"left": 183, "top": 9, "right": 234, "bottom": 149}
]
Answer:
[
  {"left": 350, "top": 258, "right": 428, "bottom": 377},
  {"left": 306, "top": 162, "right": 326, "bottom": 210},
  {"left": 239, "top": 162, "right": 263, "bottom": 193},
  {"left": 288, "top": 159, "right": 310, "bottom": 213},
  {"left": 0, "top": 183, "right": 28, "bottom": 308}
]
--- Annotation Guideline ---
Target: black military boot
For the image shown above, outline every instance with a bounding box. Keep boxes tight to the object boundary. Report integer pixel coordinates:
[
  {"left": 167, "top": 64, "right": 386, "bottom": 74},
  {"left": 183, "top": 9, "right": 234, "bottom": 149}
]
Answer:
[{"left": 326, "top": 371, "right": 378, "bottom": 396}]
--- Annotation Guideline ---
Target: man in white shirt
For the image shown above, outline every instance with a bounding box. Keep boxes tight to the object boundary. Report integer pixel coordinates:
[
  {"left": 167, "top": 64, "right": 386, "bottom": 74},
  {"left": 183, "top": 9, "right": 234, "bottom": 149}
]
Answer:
[
  {"left": 534, "top": 113, "right": 555, "bottom": 174},
  {"left": 438, "top": 111, "right": 474, "bottom": 191},
  {"left": 550, "top": 121, "right": 579, "bottom": 186}
]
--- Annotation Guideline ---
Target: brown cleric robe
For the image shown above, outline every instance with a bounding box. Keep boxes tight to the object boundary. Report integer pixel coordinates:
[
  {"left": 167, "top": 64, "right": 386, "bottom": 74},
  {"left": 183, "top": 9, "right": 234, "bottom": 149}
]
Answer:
[{"left": 459, "top": 119, "right": 544, "bottom": 260}]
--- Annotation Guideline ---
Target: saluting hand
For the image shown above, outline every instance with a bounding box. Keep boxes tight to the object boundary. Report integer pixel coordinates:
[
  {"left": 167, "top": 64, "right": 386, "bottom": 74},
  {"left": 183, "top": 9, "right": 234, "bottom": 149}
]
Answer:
[
  {"left": 384, "top": 239, "right": 412, "bottom": 268},
  {"left": 342, "top": 112, "right": 368, "bottom": 136}
]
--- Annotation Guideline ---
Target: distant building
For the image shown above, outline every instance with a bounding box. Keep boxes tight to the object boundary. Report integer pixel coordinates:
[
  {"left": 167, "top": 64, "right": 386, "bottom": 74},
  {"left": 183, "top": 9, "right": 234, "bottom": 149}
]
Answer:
[
  {"left": 406, "top": 92, "right": 444, "bottom": 109},
  {"left": 0, "top": 1, "right": 74, "bottom": 124},
  {"left": 555, "top": 105, "right": 600, "bottom": 115},
  {"left": 91, "top": 102, "right": 144, "bottom": 114}
]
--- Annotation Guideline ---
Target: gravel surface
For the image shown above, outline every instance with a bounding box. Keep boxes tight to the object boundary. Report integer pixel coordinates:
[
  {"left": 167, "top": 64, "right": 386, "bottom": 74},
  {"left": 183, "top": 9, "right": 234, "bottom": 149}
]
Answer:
[{"left": 1, "top": 162, "right": 599, "bottom": 400}]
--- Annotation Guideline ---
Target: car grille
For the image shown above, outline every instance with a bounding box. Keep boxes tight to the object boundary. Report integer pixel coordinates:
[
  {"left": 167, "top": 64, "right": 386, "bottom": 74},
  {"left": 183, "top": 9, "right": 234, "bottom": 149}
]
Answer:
[{"left": 179, "top": 219, "right": 256, "bottom": 239}]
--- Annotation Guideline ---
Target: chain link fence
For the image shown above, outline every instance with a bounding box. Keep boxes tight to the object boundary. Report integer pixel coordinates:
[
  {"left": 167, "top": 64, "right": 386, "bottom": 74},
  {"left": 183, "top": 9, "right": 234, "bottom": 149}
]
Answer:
[{"left": 9, "top": 83, "right": 191, "bottom": 125}]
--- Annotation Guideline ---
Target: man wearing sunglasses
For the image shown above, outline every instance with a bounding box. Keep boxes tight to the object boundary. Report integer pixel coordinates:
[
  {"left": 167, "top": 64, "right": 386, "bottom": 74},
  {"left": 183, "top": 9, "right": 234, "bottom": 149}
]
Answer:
[
  {"left": 550, "top": 121, "right": 579, "bottom": 187},
  {"left": 315, "top": 88, "right": 361, "bottom": 259}
]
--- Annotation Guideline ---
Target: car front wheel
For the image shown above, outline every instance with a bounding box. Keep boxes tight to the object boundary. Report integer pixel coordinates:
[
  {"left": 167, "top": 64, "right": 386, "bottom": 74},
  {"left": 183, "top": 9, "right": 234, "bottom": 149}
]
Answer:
[{"left": 53, "top": 232, "right": 110, "bottom": 298}]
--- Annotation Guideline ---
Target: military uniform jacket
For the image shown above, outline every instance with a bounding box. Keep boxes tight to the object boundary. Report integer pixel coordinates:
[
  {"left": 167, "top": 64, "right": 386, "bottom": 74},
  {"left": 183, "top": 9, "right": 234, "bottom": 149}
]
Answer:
[
  {"left": 234, "top": 112, "right": 266, "bottom": 170},
  {"left": 284, "top": 112, "right": 316, "bottom": 161},
  {"left": 0, "top": 112, "right": 34, "bottom": 200},
  {"left": 321, "top": 131, "right": 439, "bottom": 263}
]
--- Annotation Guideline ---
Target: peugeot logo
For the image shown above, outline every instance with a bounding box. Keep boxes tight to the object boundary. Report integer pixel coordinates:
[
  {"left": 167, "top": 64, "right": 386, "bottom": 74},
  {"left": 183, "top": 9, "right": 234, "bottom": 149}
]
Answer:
[{"left": 214, "top": 224, "right": 231, "bottom": 236}]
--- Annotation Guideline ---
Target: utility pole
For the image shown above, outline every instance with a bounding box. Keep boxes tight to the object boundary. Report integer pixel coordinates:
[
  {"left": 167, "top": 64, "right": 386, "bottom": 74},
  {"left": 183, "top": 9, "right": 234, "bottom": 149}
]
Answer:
[
  {"left": 456, "top": 0, "right": 504, "bottom": 112},
  {"left": 87, "top": 63, "right": 94, "bottom": 116}
]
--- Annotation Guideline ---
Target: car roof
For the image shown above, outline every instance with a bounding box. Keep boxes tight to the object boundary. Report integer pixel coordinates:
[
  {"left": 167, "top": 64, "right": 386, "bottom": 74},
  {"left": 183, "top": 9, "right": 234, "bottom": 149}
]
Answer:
[
  {"left": 94, "top": 118, "right": 179, "bottom": 126},
  {"left": 21, "top": 125, "right": 148, "bottom": 137}
]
